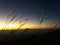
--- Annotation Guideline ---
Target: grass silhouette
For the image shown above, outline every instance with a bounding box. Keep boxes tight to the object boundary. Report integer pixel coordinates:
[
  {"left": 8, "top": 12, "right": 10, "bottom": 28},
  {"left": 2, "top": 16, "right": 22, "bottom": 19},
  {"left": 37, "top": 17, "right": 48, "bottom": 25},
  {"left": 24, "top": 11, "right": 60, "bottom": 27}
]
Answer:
[
  {"left": 53, "top": 22, "right": 60, "bottom": 29},
  {"left": 0, "top": 0, "right": 60, "bottom": 44},
  {"left": 1, "top": 8, "right": 29, "bottom": 30}
]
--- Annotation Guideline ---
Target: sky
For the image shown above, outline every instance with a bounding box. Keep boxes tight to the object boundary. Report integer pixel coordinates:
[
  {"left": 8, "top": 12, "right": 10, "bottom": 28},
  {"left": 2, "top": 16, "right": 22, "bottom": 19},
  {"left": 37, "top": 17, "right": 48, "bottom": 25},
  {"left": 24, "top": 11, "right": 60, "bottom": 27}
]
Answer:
[{"left": 0, "top": 0, "right": 60, "bottom": 29}]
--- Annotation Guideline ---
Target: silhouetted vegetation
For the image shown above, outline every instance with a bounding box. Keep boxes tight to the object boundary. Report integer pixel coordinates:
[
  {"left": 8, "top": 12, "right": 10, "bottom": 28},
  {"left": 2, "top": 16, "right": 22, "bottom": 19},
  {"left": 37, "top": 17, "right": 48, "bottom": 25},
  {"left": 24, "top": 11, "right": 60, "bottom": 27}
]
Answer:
[
  {"left": 2, "top": 8, "right": 29, "bottom": 30},
  {"left": 0, "top": 29, "right": 60, "bottom": 45},
  {"left": 0, "top": 0, "right": 60, "bottom": 45},
  {"left": 53, "top": 22, "right": 60, "bottom": 29}
]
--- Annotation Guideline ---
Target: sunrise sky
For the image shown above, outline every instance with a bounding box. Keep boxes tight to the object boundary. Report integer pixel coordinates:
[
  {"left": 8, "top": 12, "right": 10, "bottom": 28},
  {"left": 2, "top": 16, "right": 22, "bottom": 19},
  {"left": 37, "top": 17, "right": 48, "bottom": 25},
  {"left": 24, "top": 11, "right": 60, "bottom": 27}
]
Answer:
[{"left": 0, "top": 0, "right": 60, "bottom": 30}]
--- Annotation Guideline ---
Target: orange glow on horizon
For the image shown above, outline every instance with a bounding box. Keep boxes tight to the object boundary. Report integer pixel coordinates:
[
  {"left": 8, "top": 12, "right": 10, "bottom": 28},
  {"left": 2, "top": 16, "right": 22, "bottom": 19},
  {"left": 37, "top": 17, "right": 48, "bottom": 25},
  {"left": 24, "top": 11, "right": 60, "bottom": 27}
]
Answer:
[
  {"left": 0, "top": 24, "right": 59, "bottom": 30},
  {"left": 0, "top": 20, "right": 60, "bottom": 30}
]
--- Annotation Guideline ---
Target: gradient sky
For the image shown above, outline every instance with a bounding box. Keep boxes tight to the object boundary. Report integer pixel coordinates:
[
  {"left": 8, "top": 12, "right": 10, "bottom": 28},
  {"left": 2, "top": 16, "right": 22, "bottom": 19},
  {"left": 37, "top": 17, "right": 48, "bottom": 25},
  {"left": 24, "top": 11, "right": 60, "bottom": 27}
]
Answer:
[{"left": 0, "top": 0, "right": 60, "bottom": 29}]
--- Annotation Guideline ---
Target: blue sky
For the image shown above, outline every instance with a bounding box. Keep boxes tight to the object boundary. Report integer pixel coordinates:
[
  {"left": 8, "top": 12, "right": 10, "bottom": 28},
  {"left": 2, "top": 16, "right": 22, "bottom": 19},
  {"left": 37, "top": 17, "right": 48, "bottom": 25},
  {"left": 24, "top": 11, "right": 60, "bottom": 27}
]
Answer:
[{"left": 0, "top": 0, "right": 60, "bottom": 29}]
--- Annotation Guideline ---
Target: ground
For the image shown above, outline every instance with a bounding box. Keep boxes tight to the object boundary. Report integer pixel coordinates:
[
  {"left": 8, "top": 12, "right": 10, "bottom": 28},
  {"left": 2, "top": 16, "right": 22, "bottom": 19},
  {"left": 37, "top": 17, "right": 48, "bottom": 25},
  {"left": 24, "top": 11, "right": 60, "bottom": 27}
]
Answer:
[{"left": 0, "top": 29, "right": 60, "bottom": 45}]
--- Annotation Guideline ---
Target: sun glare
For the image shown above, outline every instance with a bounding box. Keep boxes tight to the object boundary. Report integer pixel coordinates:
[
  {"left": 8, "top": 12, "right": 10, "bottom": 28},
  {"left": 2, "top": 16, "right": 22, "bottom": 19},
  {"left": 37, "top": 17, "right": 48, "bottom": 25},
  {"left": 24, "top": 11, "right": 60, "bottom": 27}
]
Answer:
[{"left": 0, "top": 22, "right": 58, "bottom": 30}]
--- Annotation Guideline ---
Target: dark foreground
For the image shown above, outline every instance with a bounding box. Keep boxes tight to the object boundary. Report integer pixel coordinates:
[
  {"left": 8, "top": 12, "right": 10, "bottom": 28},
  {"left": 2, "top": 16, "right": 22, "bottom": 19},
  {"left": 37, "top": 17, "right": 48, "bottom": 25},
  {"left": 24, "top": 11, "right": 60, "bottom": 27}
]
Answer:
[{"left": 0, "top": 29, "right": 60, "bottom": 45}]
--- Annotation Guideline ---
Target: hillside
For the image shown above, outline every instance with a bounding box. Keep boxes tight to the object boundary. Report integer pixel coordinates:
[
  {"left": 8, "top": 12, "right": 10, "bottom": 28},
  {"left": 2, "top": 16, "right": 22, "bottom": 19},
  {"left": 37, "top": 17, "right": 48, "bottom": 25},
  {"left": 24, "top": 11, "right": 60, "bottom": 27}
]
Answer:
[{"left": 0, "top": 29, "right": 60, "bottom": 45}]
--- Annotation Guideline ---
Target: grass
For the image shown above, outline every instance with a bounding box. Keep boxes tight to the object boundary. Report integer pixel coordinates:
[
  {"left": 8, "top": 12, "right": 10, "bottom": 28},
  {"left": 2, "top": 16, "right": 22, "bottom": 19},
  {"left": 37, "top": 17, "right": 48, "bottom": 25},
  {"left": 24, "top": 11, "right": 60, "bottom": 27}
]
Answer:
[
  {"left": 0, "top": 29, "right": 60, "bottom": 45},
  {"left": 0, "top": 0, "right": 60, "bottom": 44},
  {"left": 2, "top": 8, "right": 29, "bottom": 30}
]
